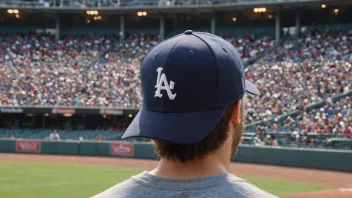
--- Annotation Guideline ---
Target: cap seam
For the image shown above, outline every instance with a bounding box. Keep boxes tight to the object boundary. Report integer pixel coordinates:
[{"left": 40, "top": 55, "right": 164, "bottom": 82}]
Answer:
[
  {"left": 191, "top": 33, "right": 220, "bottom": 106},
  {"left": 140, "top": 33, "right": 185, "bottom": 71}
]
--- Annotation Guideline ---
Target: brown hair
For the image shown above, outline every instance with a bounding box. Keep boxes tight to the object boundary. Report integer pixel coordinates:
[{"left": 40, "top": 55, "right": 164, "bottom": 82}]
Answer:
[{"left": 154, "top": 103, "right": 236, "bottom": 163}]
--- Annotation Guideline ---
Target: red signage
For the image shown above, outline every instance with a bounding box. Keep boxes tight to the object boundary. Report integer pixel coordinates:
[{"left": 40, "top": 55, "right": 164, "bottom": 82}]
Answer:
[
  {"left": 16, "top": 140, "right": 41, "bottom": 153},
  {"left": 110, "top": 142, "right": 134, "bottom": 156},
  {"left": 52, "top": 108, "right": 75, "bottom": 114}
]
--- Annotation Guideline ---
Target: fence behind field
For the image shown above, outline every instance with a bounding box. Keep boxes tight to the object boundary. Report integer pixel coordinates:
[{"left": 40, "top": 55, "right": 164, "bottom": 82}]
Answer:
[{"left": 0, "top": 138, "right": 351, "bottom": 172}]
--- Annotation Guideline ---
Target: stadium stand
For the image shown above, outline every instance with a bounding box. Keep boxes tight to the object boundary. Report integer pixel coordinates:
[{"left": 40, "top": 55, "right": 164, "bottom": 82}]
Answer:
[
  {"left": 0, "top": 32, "right": 275, "bottom": 107},
  {"left": 0, "top": 33, "right": 159, "bottom": 107},
  {"left": 0, "top": 128, "right": 124, "bottom": 140},
  {"left": 0, "top": 29, "right": 351, "bottom": 147},
  {"left": 0, "top": 0, "right": 351, "bottom": 149},
  {"left": 245, "top": 30, "right": 352, "bottom": 123}
]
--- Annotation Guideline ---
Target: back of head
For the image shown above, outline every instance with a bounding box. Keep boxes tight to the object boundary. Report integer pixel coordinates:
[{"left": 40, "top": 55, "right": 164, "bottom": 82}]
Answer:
[{"left": 154, "top": 101, "right": 245, "bottom": 163}]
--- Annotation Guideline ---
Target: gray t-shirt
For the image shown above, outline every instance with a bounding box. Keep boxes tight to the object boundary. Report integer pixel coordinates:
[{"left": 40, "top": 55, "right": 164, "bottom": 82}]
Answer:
[{"left": 92, "top": 171, "right": 278, "bottom": 198}]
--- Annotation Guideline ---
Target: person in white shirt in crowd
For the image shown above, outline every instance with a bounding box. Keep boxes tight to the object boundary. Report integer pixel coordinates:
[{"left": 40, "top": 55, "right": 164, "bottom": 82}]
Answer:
[{"left": 49, "top": 129, "right": 60, "bottom": 140}]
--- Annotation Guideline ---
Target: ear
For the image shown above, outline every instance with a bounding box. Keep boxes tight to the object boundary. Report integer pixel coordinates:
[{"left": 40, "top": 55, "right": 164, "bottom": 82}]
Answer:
[{"left": 231, "top": 100, "right": 241, "bottom": 125}]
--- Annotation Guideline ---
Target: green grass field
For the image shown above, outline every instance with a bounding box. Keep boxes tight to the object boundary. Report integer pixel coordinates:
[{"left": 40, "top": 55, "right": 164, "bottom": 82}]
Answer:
[{"left": 0, "top": 161, "right": 331, "bottom": 198}]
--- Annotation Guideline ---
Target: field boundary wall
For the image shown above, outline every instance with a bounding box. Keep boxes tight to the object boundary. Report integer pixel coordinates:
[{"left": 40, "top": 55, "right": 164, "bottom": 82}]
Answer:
[{"left": 0, "top": 138, "right": 351, "bottom": 172}]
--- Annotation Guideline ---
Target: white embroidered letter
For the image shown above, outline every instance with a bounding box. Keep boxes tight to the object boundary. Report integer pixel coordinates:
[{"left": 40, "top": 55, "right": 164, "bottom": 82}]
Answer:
[{"left": 155, "top": 67, "right": 176, "bottom": 100}]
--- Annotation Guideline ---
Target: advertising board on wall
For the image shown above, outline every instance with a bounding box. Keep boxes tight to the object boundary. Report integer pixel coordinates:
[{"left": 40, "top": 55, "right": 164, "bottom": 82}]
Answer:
[
  {"left": 16, "top": 140, "right": 41, "bottom": 153},
  {"left": 100, "top": 109, "right": 123, "bottom": 115},
  {"left": 110, "top": 142, "right": 134, "bottom": 156},
  {"left": 0, "top": 108, "right": 24, "bottom": 113},
  {"left": 52, "top": 108, "right": 76, "bottom": 114},
  {"left": 0, "top": 106, "right": 137, "bottom": 115}
]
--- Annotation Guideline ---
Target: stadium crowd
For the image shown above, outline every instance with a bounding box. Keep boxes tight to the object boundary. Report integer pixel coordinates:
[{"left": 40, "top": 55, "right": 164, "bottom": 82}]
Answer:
[
  {"left": 0, "top": 29, "right": 351, "bottom": 132},
  {"left": 0, "top": 33, "right": 159, "bottom": 107},
  {"left": 245, "top": 29, "right": 352, "bottom": 123},
  {"left": 224, "top": 33, "right": 276, "bottom": 64},
  {"left": 250, "top": 93, "right": 352, "bottom": 148},
  {"left": 284, "top": 96, "right": 351, "bottom": 136},
  {"left": 0, "top": 28, "right": 350, "bottom": 149},
  {"left": 0, "top": 31, "right": 273, "bottom": 108}
]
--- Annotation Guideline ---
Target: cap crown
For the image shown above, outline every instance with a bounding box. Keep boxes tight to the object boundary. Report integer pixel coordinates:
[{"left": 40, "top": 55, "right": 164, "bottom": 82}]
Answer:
[{"left": 141, "top": 31, "right": 245, "bottom": 113}]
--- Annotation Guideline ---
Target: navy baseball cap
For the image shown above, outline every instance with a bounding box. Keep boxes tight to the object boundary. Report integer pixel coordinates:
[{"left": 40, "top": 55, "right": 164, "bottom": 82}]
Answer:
[{"left": 122, "top": 30, "right": 260, "bottom": 144}]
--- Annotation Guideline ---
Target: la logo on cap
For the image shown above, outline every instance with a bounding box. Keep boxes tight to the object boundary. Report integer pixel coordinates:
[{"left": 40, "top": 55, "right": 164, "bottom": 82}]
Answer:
[{"left": 155, "top": 67, "right": 176, "bottom": 100}]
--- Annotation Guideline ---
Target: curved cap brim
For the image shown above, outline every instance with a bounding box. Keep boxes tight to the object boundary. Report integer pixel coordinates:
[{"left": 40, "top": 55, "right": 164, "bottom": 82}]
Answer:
[
  {"left": 122, "top": 107, "right": 227, "bottom": 144},
  {"left": 245, "top": 79, "right": 260, "bottom": 95}
]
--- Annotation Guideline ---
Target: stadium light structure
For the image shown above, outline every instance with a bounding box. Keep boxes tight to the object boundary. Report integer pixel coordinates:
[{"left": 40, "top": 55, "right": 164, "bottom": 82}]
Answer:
[
  {"left": 137, "top": 11, "right": 147, "bottom": 17},
  {"left": 333, "top": 9, "right": 339, "bottom": 13},
  {"left": 86, "top": 10, "right": 98, "bottom": 15},
  {"left": 254, "top": 8, "right": 266, "bottom": 13},
  {"left": 321, "top": 4, "right": 326, "bottom": 8},
  {"left": 8, "top": 9, "right": 20, "bottom": 19},
  {"left": 93, "top": 16, "right": 102, "bottom": 20},
  {"left": 8, "top": 9, "right": 19, "bottom": 14},
  {"left": 333, "top": 8, "right": 339, "bottom": 16}
]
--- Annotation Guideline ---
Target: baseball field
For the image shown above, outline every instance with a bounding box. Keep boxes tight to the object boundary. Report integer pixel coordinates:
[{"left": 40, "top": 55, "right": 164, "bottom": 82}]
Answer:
[{"left": 0, "top": 153, "right": 351, "bottom": 198}]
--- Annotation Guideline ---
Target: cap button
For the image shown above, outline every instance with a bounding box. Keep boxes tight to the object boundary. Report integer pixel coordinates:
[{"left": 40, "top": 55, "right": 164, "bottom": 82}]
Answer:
[{"left": 184, "top": 30, "right": 193, "bottom": 35}]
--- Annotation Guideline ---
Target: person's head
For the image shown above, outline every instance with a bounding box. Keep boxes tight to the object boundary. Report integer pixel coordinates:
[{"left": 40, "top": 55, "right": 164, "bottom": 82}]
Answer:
[
  {"left": 154, "top": 99, "right": 246, "bottom": 163},
  {"left": 122, "top": 31, "right": 260, "bottom": 163}
]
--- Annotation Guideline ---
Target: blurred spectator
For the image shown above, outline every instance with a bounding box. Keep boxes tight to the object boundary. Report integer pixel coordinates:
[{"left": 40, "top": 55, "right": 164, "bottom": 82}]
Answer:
[
  {"left": 49, "top": 129, "right": 60, "bottom": 140},
  {"left": 96, "top": 135, "right": 103, "bottom": 141}
]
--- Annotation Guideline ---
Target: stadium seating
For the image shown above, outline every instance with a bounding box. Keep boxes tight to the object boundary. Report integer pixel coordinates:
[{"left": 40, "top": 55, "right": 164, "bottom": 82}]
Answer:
[
  {"left": 0, "top": 128, "right": 123, "bottom": 141},
  {"left": 245, "top": 30, "right": 352, "bottom": 123},
  {"left": 0, "top": 32, "right": 275, "bottom": 108},
  {"left": 0, "top": 27, "right": 351, "bottom": 149}
]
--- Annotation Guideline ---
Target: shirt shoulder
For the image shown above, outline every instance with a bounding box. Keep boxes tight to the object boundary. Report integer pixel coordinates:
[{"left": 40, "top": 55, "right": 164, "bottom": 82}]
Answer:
[
  {"left": 91, "top": 172, "right": 279, "bottom": 198},
  {"left": 91, "top": 178, "right": 137, "bottom": 198},
  {"left": 224, "top": 174, "right": 278, "bottom": 198}
]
